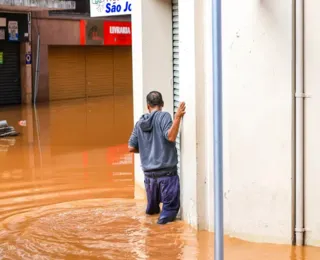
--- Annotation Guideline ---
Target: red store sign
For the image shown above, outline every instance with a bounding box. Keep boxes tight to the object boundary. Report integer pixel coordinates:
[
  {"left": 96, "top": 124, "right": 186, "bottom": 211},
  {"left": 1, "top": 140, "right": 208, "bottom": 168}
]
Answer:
[
  {"left": 80, "top": 20, "right": 132, "bottom": 46},
  {"left": 104, "top": 21, "right": 131, "bottom": 46}
]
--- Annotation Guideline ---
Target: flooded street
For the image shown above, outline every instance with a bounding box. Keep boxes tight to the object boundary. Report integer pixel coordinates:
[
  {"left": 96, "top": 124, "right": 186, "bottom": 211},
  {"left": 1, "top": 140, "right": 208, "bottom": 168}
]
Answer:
[{"left": 0, "top": 97, "right": 319, "bottom": 259}]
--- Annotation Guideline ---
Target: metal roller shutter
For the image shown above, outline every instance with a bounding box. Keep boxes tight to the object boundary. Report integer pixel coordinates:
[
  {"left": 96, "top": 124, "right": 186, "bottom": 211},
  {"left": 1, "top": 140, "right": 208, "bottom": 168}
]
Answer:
[
  {"left": 48, "top": 46, "right": 86, "bottom": 101},
  {"left": 172, "top": 0, "right": 180, "bottom": 174},
  {"left": 113, "top": 46, "right": 133, "bottom": 96},
  {"left": 0, "top": 42, "right": 21, "bottom": 105},
  {"left": 86, "top": 46, "right": 114, "bottom": 97}
]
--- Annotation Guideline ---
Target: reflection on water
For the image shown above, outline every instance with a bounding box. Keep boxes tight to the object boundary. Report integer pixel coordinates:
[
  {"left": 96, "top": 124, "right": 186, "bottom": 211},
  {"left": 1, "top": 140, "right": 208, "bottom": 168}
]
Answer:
[
  {"left": 0, "top": 97, "right": 320, "bottom": 259},
  {"left": 0, "top": 137, "right": 15, "bottom": 153}
]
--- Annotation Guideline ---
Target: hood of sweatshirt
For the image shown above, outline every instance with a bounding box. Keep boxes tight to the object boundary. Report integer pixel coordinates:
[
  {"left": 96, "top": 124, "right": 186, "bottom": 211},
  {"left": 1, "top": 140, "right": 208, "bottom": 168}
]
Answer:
[{"left": 139, "top": 111, "right": 159, "bottom": 132}]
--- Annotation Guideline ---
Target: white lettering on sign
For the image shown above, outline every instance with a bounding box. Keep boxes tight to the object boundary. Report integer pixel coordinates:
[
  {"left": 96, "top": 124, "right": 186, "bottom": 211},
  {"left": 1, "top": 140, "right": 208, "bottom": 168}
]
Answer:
[{"left": 109, "top": 26, "right": 131, "bottom": 35}]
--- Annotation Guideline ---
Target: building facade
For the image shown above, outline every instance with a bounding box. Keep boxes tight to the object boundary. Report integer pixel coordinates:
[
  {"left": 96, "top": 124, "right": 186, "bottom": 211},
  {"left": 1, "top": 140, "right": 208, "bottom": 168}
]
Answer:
[
  {"left": 131, "top": 0, "right": 320, "bottom": 247},
  {"left": 0, "top": 12, "right": 30, "bottom": 105},
  {"left": 31, "top": 2, "right": 132, "bottom": 102},
  {"left": 0, "top": 0, "right": 75, "bottom": 106}
]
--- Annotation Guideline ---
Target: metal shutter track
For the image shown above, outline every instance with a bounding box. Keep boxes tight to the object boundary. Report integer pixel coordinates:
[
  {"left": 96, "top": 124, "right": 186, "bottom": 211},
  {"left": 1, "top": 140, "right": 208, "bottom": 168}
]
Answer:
[
  {"left": 0, "top": 42, "right": 21, "bottom": 105},
  {"left": 48, "top": 46, "right": 86, "bottom": 101},
  {"left": 86, "top": 46, "right": 114, "bottom": 97},
  {"left": 172, "top": 0, "right": 180, "bottom": 173}
]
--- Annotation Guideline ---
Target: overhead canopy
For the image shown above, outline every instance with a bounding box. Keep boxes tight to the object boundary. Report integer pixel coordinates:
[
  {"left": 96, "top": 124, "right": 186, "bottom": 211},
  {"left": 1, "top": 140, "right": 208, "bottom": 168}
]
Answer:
[{"left": 0, "top": 0, "right": 76, "bottom": 11}]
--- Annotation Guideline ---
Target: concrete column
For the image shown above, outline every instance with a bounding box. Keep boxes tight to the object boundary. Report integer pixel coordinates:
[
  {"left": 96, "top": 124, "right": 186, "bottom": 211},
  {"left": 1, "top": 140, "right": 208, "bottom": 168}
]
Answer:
[
  {"left": 20, "top": 42, "right": 32, "bottom": 105},
  {"left": 21, "top": 105, "right": 36, "bottom": 180},
  {"left": 178, "top": 0, "right": 202, "bottom": 228},
  {"left": 177, "top": 0, "right": 215, "bottom": 230},
  {"left": 131, "top": 0, "right": 173, "bottom": 196},
  {"left": 202, "top": 0, "right": 215, "bottom": 232}
]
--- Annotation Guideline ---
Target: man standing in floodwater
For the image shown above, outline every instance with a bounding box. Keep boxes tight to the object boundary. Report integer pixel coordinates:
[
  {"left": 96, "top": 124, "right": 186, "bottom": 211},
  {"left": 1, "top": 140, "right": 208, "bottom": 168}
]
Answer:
[{"left": 128, "top": 91, "right": 186, "bottom": 224}]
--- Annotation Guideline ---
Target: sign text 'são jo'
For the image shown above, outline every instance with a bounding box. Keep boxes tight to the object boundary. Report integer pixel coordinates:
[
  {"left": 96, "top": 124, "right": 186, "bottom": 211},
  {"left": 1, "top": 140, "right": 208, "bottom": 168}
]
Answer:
[{"left": 90, "top": 0, "right": 132, "bottom": 18}]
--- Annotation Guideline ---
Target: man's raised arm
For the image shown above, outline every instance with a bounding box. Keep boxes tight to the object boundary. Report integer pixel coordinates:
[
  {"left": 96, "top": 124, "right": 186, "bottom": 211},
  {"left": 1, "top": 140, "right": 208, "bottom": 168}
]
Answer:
[{"left": 163, "top": 102, "right": 186, "bottom": 142}]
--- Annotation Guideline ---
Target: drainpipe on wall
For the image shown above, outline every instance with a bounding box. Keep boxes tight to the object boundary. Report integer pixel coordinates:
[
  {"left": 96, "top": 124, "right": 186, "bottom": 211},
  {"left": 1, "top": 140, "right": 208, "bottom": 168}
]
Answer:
[{"left": 295, "top": 0, "right": 305, "bottom": 246}]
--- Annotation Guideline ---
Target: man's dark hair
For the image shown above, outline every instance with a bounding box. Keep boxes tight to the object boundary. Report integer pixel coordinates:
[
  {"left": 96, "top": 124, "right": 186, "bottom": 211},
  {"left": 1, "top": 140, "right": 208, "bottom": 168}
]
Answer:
[{"left": 146, "top": 91, "right": 164, "bottom": 107}]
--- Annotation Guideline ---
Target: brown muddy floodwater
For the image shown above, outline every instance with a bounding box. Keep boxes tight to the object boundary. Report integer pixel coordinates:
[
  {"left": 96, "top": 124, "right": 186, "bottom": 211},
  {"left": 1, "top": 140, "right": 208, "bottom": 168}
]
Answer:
[{"left": 0, "top": 97, "right": 320, "bottom": 260}]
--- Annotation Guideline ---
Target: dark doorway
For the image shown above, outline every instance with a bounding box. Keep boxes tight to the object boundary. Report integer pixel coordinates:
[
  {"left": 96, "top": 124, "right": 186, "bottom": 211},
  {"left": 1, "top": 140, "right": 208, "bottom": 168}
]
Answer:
[{"left": 0, "top": 41, "right": 21, "bottom": 105}]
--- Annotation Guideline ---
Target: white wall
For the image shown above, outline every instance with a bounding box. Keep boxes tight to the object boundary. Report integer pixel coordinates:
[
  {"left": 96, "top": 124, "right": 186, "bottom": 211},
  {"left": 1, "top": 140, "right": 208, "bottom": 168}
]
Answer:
[
  {"left": 197, "top": 0, "right": 320, "bottom": 246},
  {"left": 195, "top": 1, "right": 295, "bottom": 243},
  {"left": 202, "top": 0, "right": 215, "bottom": 232},
  {"left": 219, "top": 0, "right": 294, "bottom": 243},
  {"left": 304, "top": 0, "right": 320, "bottom": 247},
  {"left": 131, "top": 0, "right": 320, "bottom": 247},
  {"left": 131, "top": 0, "right": 173, "bottom": 196},
  {"left": 178, "top": 0, "right": 199, "bottom": 228},
  {"left": 196, "top": 0, "right": 212, "bottom": 230}
]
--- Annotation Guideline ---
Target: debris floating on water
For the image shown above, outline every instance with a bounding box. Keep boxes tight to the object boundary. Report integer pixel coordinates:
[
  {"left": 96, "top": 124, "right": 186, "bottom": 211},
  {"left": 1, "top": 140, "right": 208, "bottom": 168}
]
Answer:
[
  {"left": 0, "top": 120, "right": 20, "bottom": 137},
  {"left": 18, "top": 120, "right": 27, "bottom": 127}
]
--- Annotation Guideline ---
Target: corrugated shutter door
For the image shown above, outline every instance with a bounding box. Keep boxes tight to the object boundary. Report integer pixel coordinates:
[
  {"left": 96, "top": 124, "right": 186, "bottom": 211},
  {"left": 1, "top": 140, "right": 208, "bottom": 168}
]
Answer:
[
  {"left": 86, "top": 46, "right": 114, "bottom": 97},
  {"left": 113, "top": 46, "right": 133, "bottom": 96},
  {"left": 0, "top": 42, "right": 21, "bottom": 105},
  {"left": 48, "top": 46, "right": 86, "bottom": 101},
  {"left": 172, "top": 0, "right": 181, "bottom": 174}
]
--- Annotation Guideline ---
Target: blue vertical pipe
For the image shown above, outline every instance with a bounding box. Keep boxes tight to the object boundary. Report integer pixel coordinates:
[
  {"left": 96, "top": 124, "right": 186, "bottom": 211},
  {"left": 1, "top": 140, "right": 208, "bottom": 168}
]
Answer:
[{"left": 212, "top": 0, "right": 224, "bottom": 259}]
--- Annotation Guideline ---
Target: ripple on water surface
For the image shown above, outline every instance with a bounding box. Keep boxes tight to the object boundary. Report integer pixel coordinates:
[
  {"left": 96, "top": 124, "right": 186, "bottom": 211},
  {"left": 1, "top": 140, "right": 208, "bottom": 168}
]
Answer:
[
  {"left": 2, "top": 199, "right": 320, "bottom": 260},
  {"left": 0, "top": 199, "right": 191, "bottom": 260}
]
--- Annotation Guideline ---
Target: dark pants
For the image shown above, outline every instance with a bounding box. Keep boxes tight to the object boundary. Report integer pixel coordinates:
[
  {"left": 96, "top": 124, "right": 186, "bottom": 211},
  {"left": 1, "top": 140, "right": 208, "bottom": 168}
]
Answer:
[{"left": 144, "top": 172, "right": 180, "bottom": 224}]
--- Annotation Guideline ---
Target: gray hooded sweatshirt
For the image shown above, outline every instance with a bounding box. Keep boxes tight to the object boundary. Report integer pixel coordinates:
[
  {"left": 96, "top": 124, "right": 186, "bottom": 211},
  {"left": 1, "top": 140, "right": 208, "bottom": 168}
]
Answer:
[{"left": 128, "top": 111, "right": 178, "bottom": 173}]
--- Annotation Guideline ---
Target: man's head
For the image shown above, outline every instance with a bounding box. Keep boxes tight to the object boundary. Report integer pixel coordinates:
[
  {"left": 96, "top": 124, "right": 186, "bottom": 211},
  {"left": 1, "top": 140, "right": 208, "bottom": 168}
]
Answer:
[{"left": 146, "top": 91, "right": 164, "bottom": 112}]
